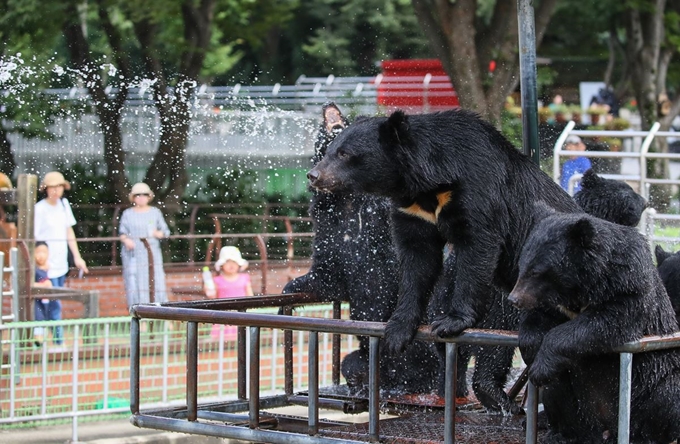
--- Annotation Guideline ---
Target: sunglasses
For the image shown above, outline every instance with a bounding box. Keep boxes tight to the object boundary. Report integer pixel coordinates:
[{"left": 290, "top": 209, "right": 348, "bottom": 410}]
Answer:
[{"left": 133, "top": 193, "right": 150, "bottom": 197}]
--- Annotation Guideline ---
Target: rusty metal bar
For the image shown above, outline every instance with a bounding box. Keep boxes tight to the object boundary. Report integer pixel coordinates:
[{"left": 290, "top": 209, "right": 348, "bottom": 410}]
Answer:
[
  {"left": 238, "top": 319, "right": 247, "bottom": 400},
  {"left": 283, "top": 306, "right": 294, "bottom": 396},
  {"left": 163, "top": 292, "right": 319, "bottom": 310},
  {"left": 308, "top": 331, "right": 319, "bottom": 436},
  {"left": 332, "top": 301, "right": 341, "bottom": 386},
  {"left": 187, "top": 321, "right": 199, "bottom": 421},
  {"left": 140, "top": 238, "right": 155, "bottom": 303},
  {"left": 254, "top": 235, "right": 268, "bottom": 294},
  {"left": 249, "top": 326, "right": 260, "bottom": 429},
  {"left": 130, "top": 317, "right": 140, "bottom": 415},
  {"left": 368, "top": 336, "right": 380, "bottom": 442},
  {"left": 444, "top": 342, "right": 458, "bottom": 444},
  {"left": 507, "top": 365, "right": 529, "bottom": 401},
  {"left": 131, "top": 305, "right": 521, "bottom": 347}
]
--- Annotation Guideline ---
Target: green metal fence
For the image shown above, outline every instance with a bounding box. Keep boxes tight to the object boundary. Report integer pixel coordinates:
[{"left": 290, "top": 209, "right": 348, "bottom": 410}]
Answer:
[{"left": 0, "top": 305, "right": 353, "bottom": 436}]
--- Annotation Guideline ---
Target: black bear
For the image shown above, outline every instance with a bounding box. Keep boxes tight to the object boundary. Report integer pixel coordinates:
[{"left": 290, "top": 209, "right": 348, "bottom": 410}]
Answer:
[
  {"left": 510, "top": 208, "right": 680, "bottom": 443},
  {"left": 430, "top": 248, "right": 522, "bottom": 414},
  {"left": 574, "top": 168, "right": 647, "bottom": 227},
  {"left": 284, "top": 103, "right": 439, "bottom": 394},
  {"left": 307, "top": 109, "right": 581, "bottom": 354},
  {"left": 654, "top": 245, "right": 680, "bottom": 324}
]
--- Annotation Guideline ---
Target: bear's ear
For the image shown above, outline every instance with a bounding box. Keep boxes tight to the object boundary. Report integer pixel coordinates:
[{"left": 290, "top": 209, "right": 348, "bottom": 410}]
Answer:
[
  {"left": 655, "top": 245, "right": 671, "bottom": 266},
  {"left": 566, "top": 218, "right": 596, "bottom": 249},
  {"left": 379, "top": 110, "right": 411, "bottom": 146},
  {"left": 580, "top": 169, "right": 599, "bottom": 188},
  {"left": 322, "top": 102, "right": 347, "bottom": 133}
]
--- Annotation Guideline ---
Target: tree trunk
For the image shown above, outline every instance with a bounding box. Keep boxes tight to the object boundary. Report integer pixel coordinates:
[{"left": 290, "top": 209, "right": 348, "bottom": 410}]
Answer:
[
  {"left": 132, "top": 0, "right": 215, "bottom": 204},
  {"left": 626, "top": 0, "right": 666, "bottom": 130},
  {"left": 62, "top": 2, "right": 130, "bottom": 202},
  {"left": 411, "top": 0, "right": 559, "bottom": 125}
]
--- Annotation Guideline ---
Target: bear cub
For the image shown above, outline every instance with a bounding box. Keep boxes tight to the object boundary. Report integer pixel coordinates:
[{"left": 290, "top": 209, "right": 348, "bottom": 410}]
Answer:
[{"left": 574, "top": 168, "right": 647, "bottom": 227}]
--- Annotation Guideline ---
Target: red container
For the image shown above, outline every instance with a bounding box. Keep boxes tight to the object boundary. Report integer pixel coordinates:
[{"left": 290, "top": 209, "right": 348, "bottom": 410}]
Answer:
[{"left": 376, "top": 59, "right": 459, "bottom": 112}]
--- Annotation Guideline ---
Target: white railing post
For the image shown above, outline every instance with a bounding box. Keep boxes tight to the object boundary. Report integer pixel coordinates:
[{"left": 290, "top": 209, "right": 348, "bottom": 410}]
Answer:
[
  {"left": 71, "top": 324, "right": 80, "bottom": 443},
  {"left": 639, "top": 122, "right": 661, "bottom": 200}
]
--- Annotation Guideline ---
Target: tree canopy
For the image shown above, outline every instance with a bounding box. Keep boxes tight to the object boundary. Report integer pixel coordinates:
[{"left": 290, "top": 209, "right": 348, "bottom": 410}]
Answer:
[{"left": 1, "top": 0, "right": 679, "bottom": 201}]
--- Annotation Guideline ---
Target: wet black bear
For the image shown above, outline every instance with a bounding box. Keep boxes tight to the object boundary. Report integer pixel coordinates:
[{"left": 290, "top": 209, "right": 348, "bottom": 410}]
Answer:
[
  {"left": 283, "top": 103, "right": 439, "bottom": 394},
  {"left": 307, "top": 109, "right": 580, "bottom": 354},
  {"left": 574, "top": 169, "right": 647, "bottom": 227},
  {"left": 654, "top": 245, "right": 680, "bottom": 324},
  {"left": 430, "top": 249, "right": 522, "bottom": 414},
  {"left": 510, "top": 208, "right": 680, "bottom": 443}
]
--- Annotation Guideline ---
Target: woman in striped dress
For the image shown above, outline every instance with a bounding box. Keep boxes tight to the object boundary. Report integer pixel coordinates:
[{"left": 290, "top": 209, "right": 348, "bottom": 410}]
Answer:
[{"left": 118, "top": 183, "right": 171, "bottom": 307}]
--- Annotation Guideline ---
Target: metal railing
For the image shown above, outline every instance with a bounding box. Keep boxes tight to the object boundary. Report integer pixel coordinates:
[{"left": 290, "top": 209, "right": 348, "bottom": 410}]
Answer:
[
  {"left": 129, "top": 299, "right": 680, "bottom": 444},
  {"left": 0, "top": 302, "right": 351, "bottom": 442},
  {"left": 553, "top": 120, "right": 680, "bottom": 199}
]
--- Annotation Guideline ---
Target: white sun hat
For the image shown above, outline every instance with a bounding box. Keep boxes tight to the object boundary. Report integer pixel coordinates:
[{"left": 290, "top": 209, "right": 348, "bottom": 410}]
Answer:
[{"left": 215, "top": 246, "right": 248, "bottom": 271}]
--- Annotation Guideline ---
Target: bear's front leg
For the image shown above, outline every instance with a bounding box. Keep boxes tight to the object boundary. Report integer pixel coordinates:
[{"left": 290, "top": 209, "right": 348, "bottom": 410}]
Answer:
[
  {"left": 518, "top": 308, "right": 565, "bottom": 366},
  {"left": 384, "top": 211, "right": 445, "bottom": 354},
  {"left": 528, "top": 307, "right": 634, "bottom": 387},
  {"left": 431, "top": 243, "right": 498, "bottom": 338}
]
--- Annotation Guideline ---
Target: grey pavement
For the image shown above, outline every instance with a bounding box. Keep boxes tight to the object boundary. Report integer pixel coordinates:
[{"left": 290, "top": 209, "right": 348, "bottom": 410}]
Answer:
[{"left": 0, "top": 417, "right": 230, "bottom": 444}]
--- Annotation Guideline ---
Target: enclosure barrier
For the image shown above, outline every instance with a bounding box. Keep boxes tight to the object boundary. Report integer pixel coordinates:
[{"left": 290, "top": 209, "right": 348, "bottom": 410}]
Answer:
[
  {"left": 128, "top": 297, "right": 680, "bottom": 444},
  {"left": 553, "top": 121, "right": 679, "bottom": 199},
  {"left": 0, "top": 302, "right": 351, "bottom": 443}
]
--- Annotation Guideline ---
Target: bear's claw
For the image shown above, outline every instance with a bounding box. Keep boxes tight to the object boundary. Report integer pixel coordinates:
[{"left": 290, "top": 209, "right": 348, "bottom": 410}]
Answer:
[
  {"left": 431, "top": 315, "right": 473, "bottom": 337},
  {"left": 384, "top": 319, "right": 416, "bottom": 354}
]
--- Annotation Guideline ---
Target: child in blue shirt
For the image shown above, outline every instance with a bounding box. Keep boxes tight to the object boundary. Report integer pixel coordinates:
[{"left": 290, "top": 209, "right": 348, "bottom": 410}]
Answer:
[{"left": 33, "top": 241, "right": 58, "bottom": 347}]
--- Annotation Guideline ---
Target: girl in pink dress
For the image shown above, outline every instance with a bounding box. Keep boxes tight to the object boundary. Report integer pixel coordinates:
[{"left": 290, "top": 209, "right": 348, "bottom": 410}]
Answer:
[{"left": 205, "top": 246, "right": 254, "bottom": 340}]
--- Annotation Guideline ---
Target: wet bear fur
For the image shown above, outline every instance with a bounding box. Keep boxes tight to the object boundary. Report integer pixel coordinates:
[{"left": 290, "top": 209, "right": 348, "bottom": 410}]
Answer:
[
  {"left": 654, "top": 245, "right": 680, "bottom": 324},
  {"left": 510, "top": 207, "right": 680, "bottom": 444},
  {"left": 307, "top": 108, "right": 581, "bottom": 354},
  {"left": 574, "top": 168, "right": 647, "bottom": 227},
  {"left": 283, "top": 103, "right": 439, "bottom": 394},
  {"left": 430, "top": 248, "right": 522, "bottom": 414}
]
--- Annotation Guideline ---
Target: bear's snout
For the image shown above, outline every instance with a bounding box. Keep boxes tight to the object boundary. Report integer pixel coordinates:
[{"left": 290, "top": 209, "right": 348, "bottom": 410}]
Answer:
[
  {"left": 508, "top": 282, "right": 536, "bottom": 310},
  {"left": 307, "top": 169, "right": 320, "bottom": 184}
]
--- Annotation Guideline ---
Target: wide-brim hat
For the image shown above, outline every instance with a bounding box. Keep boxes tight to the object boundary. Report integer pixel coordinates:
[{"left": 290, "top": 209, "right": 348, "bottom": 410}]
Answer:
[
  {"left": 128, "top": 182, "right": 155, "bottom": 203},
  {"left": 40, "top": 171, "right": 71, "bottom": 191},
  {"left": 215, "top": 246, "right": 248, "bottom": 271}
]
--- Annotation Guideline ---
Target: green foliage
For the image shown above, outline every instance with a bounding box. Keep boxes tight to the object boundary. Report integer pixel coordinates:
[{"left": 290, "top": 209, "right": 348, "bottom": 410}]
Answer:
[
  {"left": 296, "top": 0, "right": 431, "bottom": 77},
  {"left": 191, "top": 169, "right": 263, "bottom": 204}
]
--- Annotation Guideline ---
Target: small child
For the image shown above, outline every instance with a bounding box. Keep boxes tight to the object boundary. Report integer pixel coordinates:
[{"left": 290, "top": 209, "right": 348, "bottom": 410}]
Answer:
[
  {"left": 205, "top": 246, "right": 254, "bottom": 340},
  {"left": 33, "top": 241, "right": 56, "bottom": 346}
]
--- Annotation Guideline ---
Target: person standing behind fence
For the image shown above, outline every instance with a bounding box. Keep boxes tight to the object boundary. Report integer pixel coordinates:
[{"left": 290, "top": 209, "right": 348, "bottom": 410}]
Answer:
[
  {"left": 205, "top": 246, "right": 254, "bottom": 340},
  {"left": 34, "top": 172, "right": 89, "bottom": 345},
  {"left": 119, "top": 183, "right": 171, "bottom": 308},
  {"left": 33, "top": 241, "right": 53, "bottom": 347}
]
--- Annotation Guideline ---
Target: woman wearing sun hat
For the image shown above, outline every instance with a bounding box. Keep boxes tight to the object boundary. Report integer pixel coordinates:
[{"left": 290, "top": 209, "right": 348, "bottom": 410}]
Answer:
[
  {"left": 118, "top": 183, "right": 171, "bottom": 307},
  {"left": 33, "top": 171, "right": 89, "bottom": 345}
]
